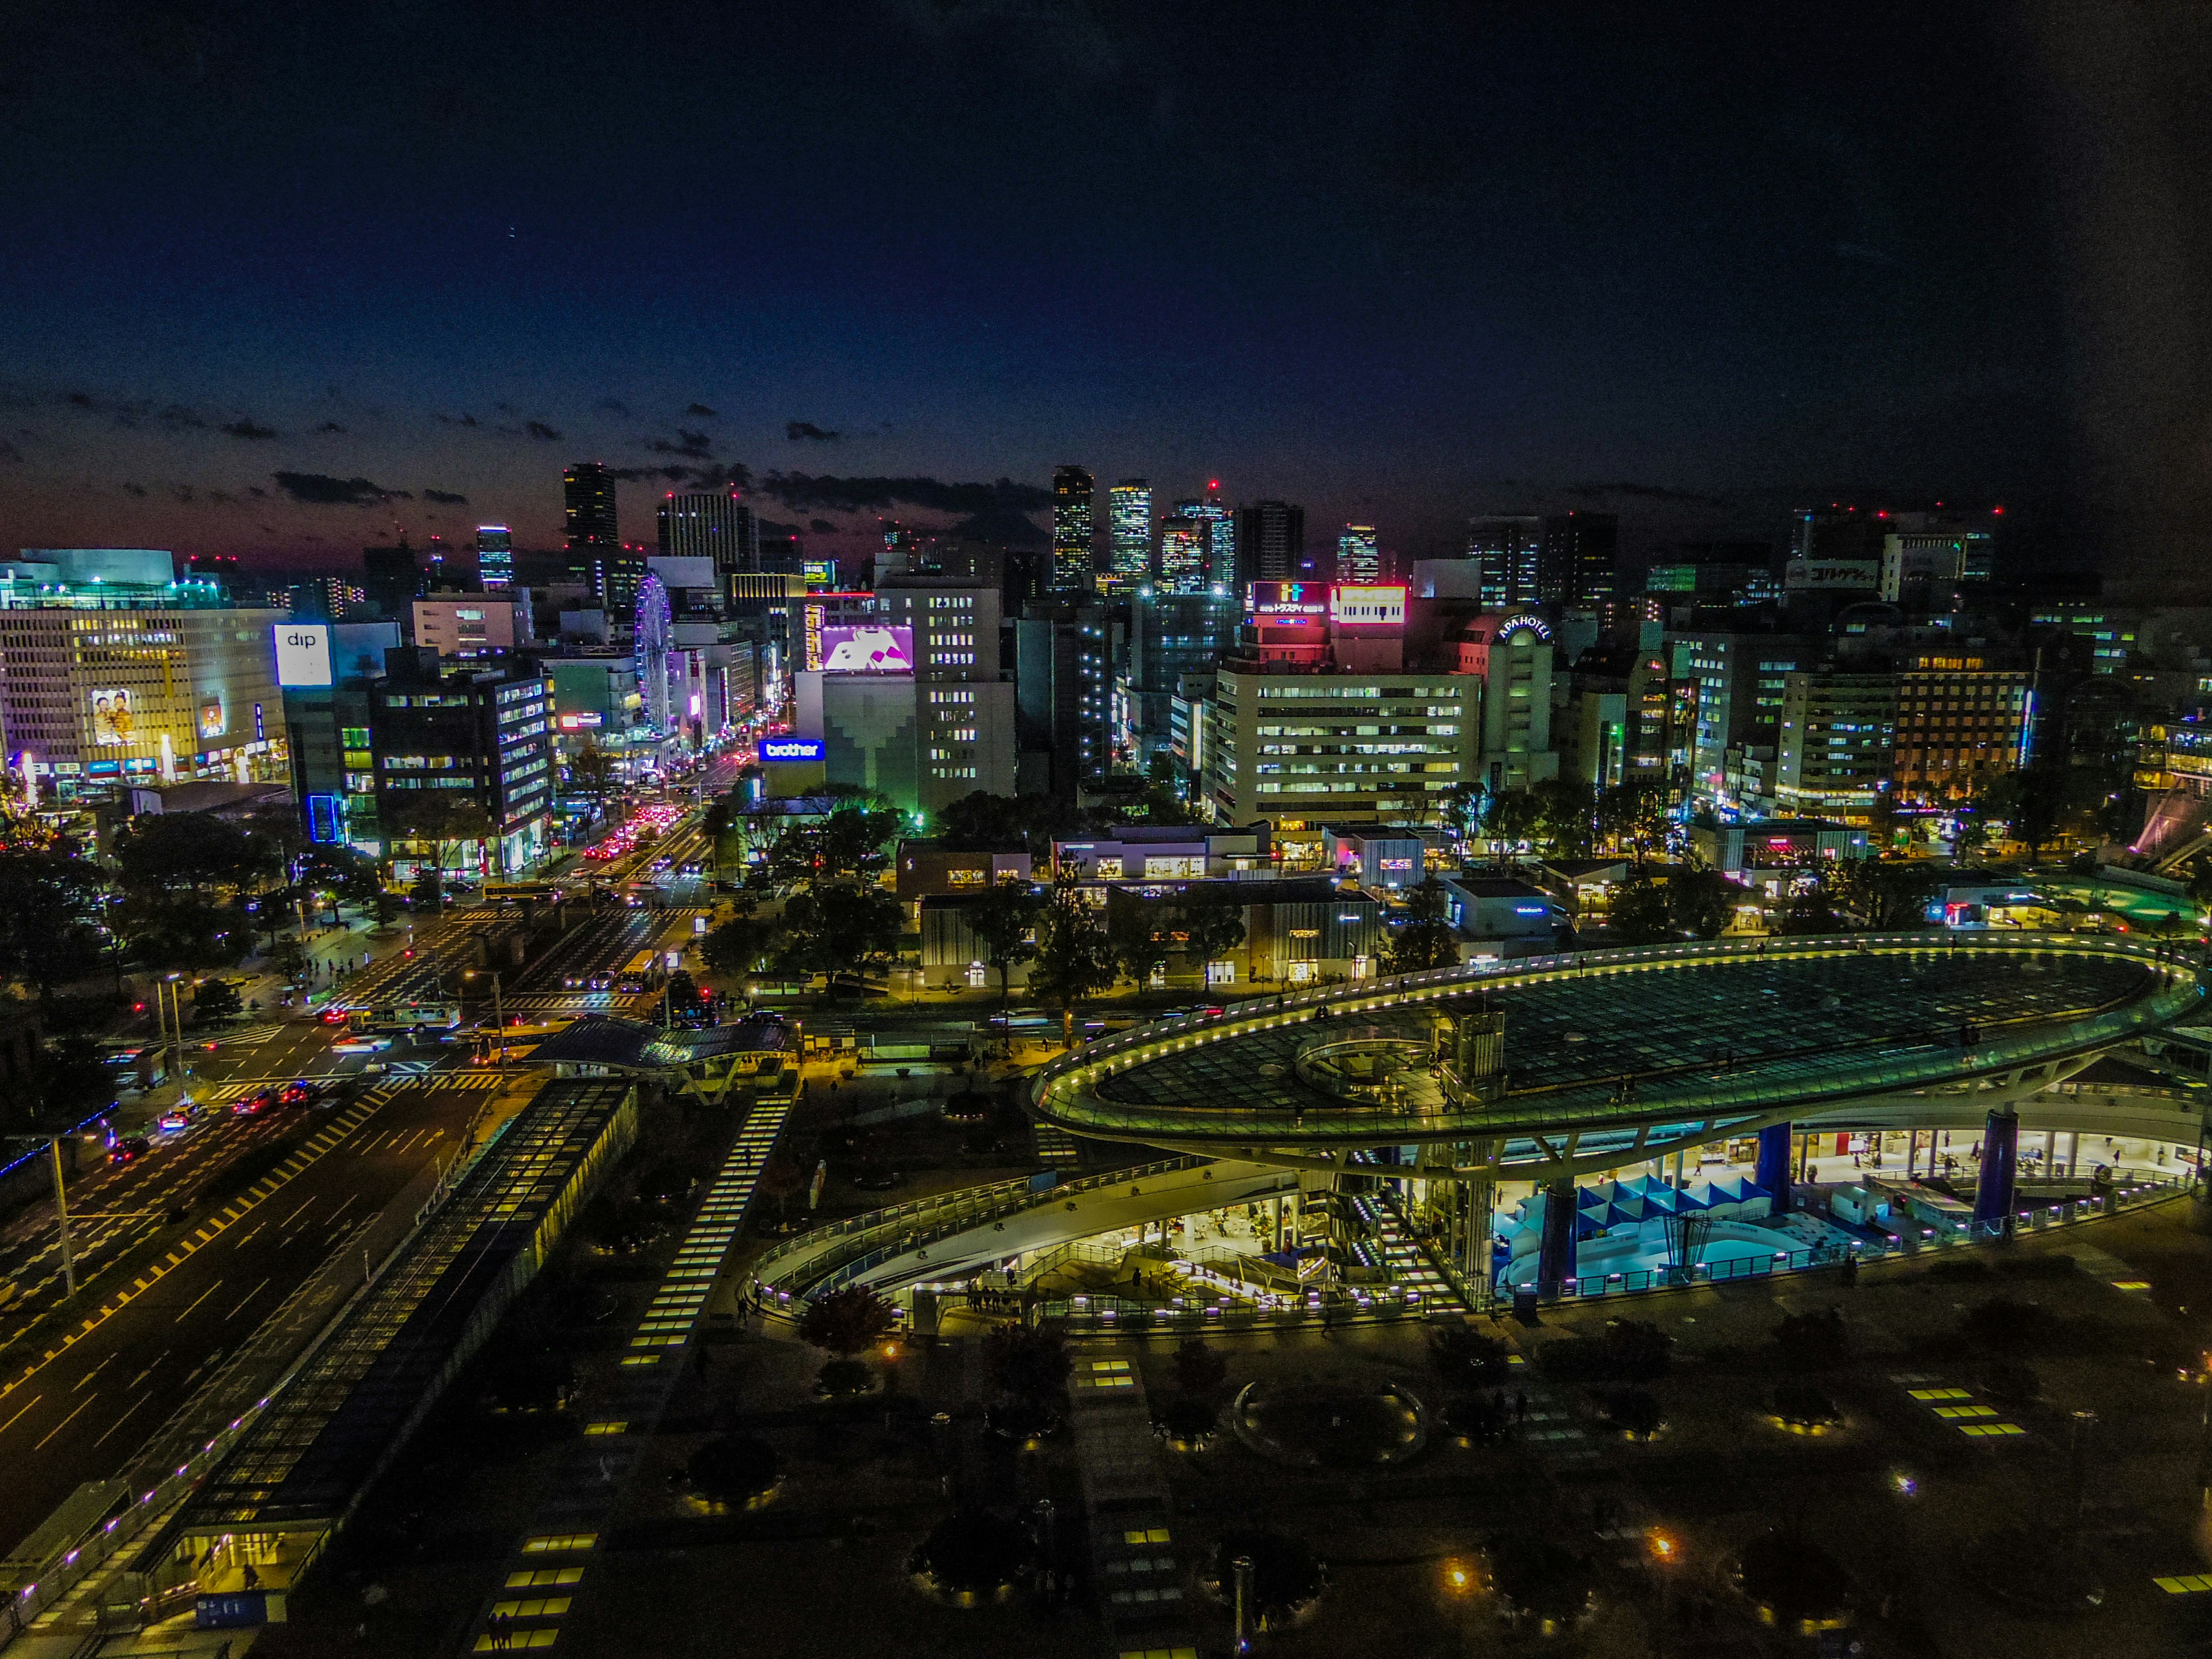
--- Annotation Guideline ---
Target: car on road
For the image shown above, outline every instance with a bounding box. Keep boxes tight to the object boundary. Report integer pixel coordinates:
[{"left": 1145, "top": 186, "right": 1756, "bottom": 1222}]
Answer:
[
  {"left": 278, "top": 1079, "right": 323, "bottom": 1105},
  {"left": 319, "top": 1006, "right": 351, "bottom": 1025},
  {"left": 586, "top": 972, "right": 613, "bottom": 991},
  {"left": 986, "top": 1008, "right": 1053, "bottom": 1031},
  {"left": 108, "top": 1135, "right": 151, "bottom": 1166},
  {"left": 156, "top": 1102, "right": 200, "bottom": 1131},
  {"left": 332, "top": 1033, "right": 393, "bottom": 1054},
  {"left": 232, "top": 1088, "right": 281, "bottom": 1117},
  {"left": 562, "top": 972, "right": 585, "bottom": 988}
]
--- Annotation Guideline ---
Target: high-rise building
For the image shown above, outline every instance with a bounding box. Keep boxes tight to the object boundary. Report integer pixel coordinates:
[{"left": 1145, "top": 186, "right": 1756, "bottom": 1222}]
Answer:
[
  {"left": 1158, "top": 516, "right": 1207, "bottom": 593},
  {"left": 362, "top": 543, "right": 427, "bottom": 624},
  {"left": 1107, "top": 480, "right": 1152, "bottom": 594},
  {"left": 1467, "top": 516, "right": 1543, "bottom": 609},
  {"left": 1016, "top": 605, "right": 1110, "bottom": 798},
  {"left": 656, "top": 491, "right": 757, "bottom": 572},
  {"left": 1233, "top": 501, "right": 1305, "bottom": 587},
  {"left": 1668, "top": 630, "right": 1816, "bottom": 799},
  {"left": 1893, "top": 655, "right": 2031, "bottom": 801},
  {"left": 475, "top": 524, "right": 514, "bottom": 589},
  {"left": 370, "top": 647, "right": 555, "bottom": 875},
  {"left": 1775, "top": 671, "right": 1898, "bottom": 816},
  {"left": 1336, "top": 524, "right": 1381, "bottom": 585},
  {"left": 592, "top": 546, "right": 649, "bottom": 616},
  {"left": 1204, "top": 668, "right": 1484, "bottom": 827},
  {"left": 1129, "top": 591, "right": 1239, "bottom": 750},
  {"left": 563, "top": 463, "right": 620, "bottom": 559},
  {"left": 1176, "top": 493, "right": 1234, "bottom": 592},
  {"left": 1878, "top": 513, "right": 1995, "bottom": 605},
  {"left": 1052, "top": 465, "right": 1095, "bottom": 593},
  {"left": 1538, "top": 512, "right": 1619, "bottom": 607}
]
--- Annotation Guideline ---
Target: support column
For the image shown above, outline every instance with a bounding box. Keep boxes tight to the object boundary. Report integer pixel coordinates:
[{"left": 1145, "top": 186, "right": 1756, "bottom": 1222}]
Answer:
[
  {"left": 1973, "top": 1107, "right": 2020, "bottom": 1237},
  {"left": 1755, "top": 1123, "right": 1793, "bottom": 1215},
  {"left": 1535, "top": 1176, "right": 1577, "bottom": 1300}
]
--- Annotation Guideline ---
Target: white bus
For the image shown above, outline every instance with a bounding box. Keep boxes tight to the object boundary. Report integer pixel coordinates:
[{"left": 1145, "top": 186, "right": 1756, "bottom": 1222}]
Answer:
[{"left": 350, "top": 999, "right": 464, "bottom": 1036}]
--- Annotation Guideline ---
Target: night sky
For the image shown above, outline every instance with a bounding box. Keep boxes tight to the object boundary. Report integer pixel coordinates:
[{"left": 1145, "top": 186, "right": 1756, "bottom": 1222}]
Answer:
[{"left": 4, "top": 2, "right": 2210, "bottom": 586}]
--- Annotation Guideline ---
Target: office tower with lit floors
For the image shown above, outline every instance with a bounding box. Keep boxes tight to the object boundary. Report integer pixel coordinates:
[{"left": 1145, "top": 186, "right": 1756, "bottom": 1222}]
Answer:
[
  {"left": 1052, "top": 465, "right": 1095, "bottom": 593},
  {"left": 657, "top": 491, "right": 758, "bottom": 571},
  {"left": 475, "top": 525, "right": 513, "bottom": 589},
  {"left": 1337, "top": 524, "right": 1381, "bottom": 584},
  {"left": 1158, "top": 515, "right": 1207, "bottom": 593},
  {"left": 1107, "top": 479, "right": 1152, "bottom": 593},
  {"left": 1234, "top": 499, "right": 1306, "bottom": 586}
]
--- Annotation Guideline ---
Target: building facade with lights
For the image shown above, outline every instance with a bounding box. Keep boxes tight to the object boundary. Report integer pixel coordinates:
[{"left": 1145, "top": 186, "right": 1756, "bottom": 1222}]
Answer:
[
  {"left": 1107, "top": 479, "right": 1152, "bottom": 594},
  {"left": 1052, "top": 465, "right": 1094, "bottom": 593}
]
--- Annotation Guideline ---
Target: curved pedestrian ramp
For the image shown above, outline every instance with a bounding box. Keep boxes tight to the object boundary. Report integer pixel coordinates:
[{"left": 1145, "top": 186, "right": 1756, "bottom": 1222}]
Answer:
[{"left": 113, "top": 1080, "right": 639, "bottom": 1623}]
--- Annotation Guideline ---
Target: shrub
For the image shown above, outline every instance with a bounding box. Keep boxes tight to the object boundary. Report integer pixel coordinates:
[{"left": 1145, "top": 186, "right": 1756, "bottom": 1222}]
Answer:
[
  {"left": 1442, "top": 1393, "right": 1509, "bottom": 1445},
  {"left": 1429, "top": 1324, "right": 1512, "bottom": 1390},
  {"left": 1155, "top": 1395, "right": 1219, "bottom": 1444},
  {"left": 1772, "top": 1381, "right": 1839, "bottom": 1427},
  {"left": 910, "top": 1510, "right": 1033, "bottom": 1594},
  {"left": 798, "top": 1286, "right": 897, "bottom": 1358},
  {"left": 1602, "top": 1387, "right": 1664, "bottom": 1440},
  {"left": 1737, "top": 1528, "right": 1851, "bottom": 1629},
  {"left": 984, "top": 1396, "right": 1059, "bottom": 1443},
  {"left": 1485, "top": 1534, "right": 1594, "bottom": 1628},
  {"left": 1773, "top": 1307, "right": 1850, "bottom": 1372},
  {"left": 1212, "top": 1531, "right": 1325, "bottom": 1624},
  {"left": 1977, "top": 1359, "right": 2039, "bottom": 1403},
  {"left": 1171, "top": 1338, "right": 1229, "bottom": 1400},
  {"left": 816, "top": 1358, "right": 874, "bottom": 1396},
  {"left": 1961, "top": 1296, "right": 2056, "bottom": 1353},
  {"left": 685, "top": 1436, "right": 778, "bottom": 1506},
  {"left": 984, "top": 1323, "right": 1071, "bottom": 1404}
]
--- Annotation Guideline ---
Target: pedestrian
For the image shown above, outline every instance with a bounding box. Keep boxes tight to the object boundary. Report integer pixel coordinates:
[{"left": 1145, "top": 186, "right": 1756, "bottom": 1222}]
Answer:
[{"left": 1514, "top": 1388, "right": 1528, "bottom": 1424}]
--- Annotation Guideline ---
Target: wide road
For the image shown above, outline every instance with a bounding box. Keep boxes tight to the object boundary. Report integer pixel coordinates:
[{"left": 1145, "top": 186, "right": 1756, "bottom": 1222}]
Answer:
[{"left": 0, "top": 1073, "right": 499, "bottom": 1560}]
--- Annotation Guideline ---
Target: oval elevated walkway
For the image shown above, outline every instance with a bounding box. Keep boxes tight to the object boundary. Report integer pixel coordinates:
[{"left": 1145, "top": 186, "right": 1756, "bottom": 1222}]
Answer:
[
  {"left": 751, "top": 1157, "right": 1297, "bottom": 1306},
  {"left": 1032, "top": 933, "right": 2206, "bottom": 1178}
]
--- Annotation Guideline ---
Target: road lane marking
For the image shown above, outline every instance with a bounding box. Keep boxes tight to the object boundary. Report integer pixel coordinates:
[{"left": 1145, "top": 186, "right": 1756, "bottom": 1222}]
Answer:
[
  {"left": 123, "top": 1350, "right": 167, "bottom": 1391},
  {"left": 0, "top": 1393, "right": 41, "bottom": 1437},
  {"left": 92, "top": 1392, "right": 150, "bottom": 1448},
  {"left": 233, "top": 1225, "right": 264, "bottom": 1250},
  {"left": 73, "top": 1354, "right": 113, "bottom": 1391},
  {"left": 34, "top": 1393, "right": 96, "bottom": 1449},
  {"left": 174, "top": 1281, "right": 223, "bottom": 1323},
  {"left": 226, "top": 1278, "right": 271, "bottom": 1321}
]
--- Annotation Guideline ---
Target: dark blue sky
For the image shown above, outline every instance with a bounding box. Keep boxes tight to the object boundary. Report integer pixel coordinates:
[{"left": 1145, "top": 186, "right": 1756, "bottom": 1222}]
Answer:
[{"left": 3, "top": 2, "right": 2206, "bottom": 580}]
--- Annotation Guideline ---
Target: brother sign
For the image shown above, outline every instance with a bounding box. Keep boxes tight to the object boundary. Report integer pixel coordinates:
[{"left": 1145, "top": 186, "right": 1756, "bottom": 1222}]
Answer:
[
  {"left": 273, "top": 624, "right": 334, "bottom": 688},
  {"left": 759, "top": 738, "right": 825, "bottom": 762}
]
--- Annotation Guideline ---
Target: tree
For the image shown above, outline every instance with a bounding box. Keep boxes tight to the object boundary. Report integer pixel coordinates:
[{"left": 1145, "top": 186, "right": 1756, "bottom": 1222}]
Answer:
[
  {"left": 984, "top": 1323, "right": 1072, "bottom": 1403},
  {"left": 936, "top": 790, "right": 1084, "bottom": 859},
  {"left": 192, "top": 977, "right": 244, "bottom": 1022},
  {"left": 1832, "top": 857, "right": 1944, "bottom": 930},
  {"left": 388, "top": 795, "right": 498, "bottom": 874},
  {"left": 684, "top": 1437, "right": 778, "bottom": 1507},
  {"left": 1595, "top": 780, "right": 1668, "bottom": 861},
  {"left": 778, "top": 881, "right": 902, "bottom": 982},
  {"left": 1532, "top": 777, "right": 1597, "bottom": 858},
  {"left": 1028, "top": 866, "right": 1115, "bottom": 1013},
  {"left": 796, "top": 1285, "right": 898, "bottom": 1358},
  {"left": 1665, "top": 868, "right": 1737, "bottom": 940},
  {"left": 966, "top": 876, "right": 1043, "bottom": 1005},
  {"left": 700, "top": 908, "right": 782, "bottom": 977},
  {"left": 1382, "top": 876, "right": 1459, "bottom": 974},
  {"left": 120, "top": 893, "right": 249, "bottom": 973},
  {"left": 9, "top": 1036, "right": 113, "bottom": 1133},
  {"left": 569, "top": 738, "right": 619, "bottom": 811},
  {"left": 1607, "top": 870, "right": 1675, "bottom": 945},
  {"left": 411, "top": 866, "right": 445, "bottom": 915},
  {"left": 1772, "top": 876, "right": 1846, "bottom": 936},
  {"left": 1175, "top": 889, "right": 1247, "bottom": 978},
  {"left": 0, "top": 849, "right": 107, "bottom": 998},
  {"left": 1976, "top": 766, "right": 2069, "bottom": 862},
  {"left": 1482, "top": 786, "right": 1541, "bottom": 851},
  {"left": 1442, "top": 781, "right": 1487, "bottom": 847},
  {"left": 1171, "top": 1337, "right": 1230, "bottom": 1399}
]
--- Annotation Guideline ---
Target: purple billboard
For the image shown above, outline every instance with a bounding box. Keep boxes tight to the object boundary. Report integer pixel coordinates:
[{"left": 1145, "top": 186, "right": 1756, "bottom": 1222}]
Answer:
[{"left": 813, "top": 624, "right": 914, "bottom": 674}]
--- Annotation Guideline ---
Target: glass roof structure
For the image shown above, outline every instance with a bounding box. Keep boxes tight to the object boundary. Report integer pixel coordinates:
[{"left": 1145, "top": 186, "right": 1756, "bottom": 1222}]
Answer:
[{"left": 1032, "top": 934, "right": 2206, "bottom": 1154}]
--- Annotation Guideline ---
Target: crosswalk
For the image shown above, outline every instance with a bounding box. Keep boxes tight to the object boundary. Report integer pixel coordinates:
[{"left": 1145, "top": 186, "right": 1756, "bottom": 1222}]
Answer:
[
  {"left": 389, "top": 1071, "right": 506, "bottom": 1090},
  {"left": 1032, "top": 1122, "right": 1085, "bottom": 1167},
  {"left": 213, "top": 1022, "right": 289, "bottom": 1049}
]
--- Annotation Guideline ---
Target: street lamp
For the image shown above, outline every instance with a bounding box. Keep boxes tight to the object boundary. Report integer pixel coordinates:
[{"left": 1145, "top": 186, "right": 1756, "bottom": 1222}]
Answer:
[{"left": 465, "top": 969, "right": 507, "bottom": 1077}]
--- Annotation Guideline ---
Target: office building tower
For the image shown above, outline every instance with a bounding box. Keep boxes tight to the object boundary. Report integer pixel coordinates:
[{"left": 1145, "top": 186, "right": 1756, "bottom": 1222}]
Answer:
[
  {"left": 280, "top": 621, "right": 402, "bottom": 851},
  {"left": 1052, "top": 465, "right": 1095, "bottom": 593},
  {"left": 592, "top": 546, "right": 650, "bottom": 617},
  {"left": 1175, "top": 493, "right": 1234, "bottom": 592},
  {"left": 293, "top": 574, "right": 367, "bottom": 620},
  {"left": 1016, "top": 605, "right": 1110, "bottom": 798},
  {"left": 362, "top": 543, "right": 427, "bottom": 624},
  {"left": 1158, "top": 516, "right": 1207, "bottom": 593},
  {"left": 1467, "top": 516, "right": 1543, "bottom": 609},
  {"left": 1668, "top": 630, "right": 1815, "bottom": 800},
  {"left": 1893, "top": 655, "right": 2031, "bottom": 801},
  {"left": 1233, "top": 500, "right": 1305, "bottom": 587},
  {"left": 563, "top": 463, "right": 620, "bottom": 558},
  {"left": 475, "top": 524, "right": 514, "bottom": 589},
  {"left": 1336, "top": 524, "right": 1380, "bottom": 585},
  {"left": 1878, "top": 513, "right": 1995, "bottom": 606},
  {"left": 1204, "top": 669, "right": 1484, "bottom": 827},
  {"left": 370, "top": 647, "right": 555, "bottom": 875},
  {"left": 656, "top": 491, "right": 757, "bottom": 573},
  {"left": 1130, "top": 591, "right": 1240, "bottom": 750},
  {"left": 1538, "top": 512, "right": 1619, "bottom": 607},
  {"left": 1775, "top": 671, "right": 1898, "bottom": 816},
  {"left": 1107, "top": 479, "right": 1152, "bottom": 593}
]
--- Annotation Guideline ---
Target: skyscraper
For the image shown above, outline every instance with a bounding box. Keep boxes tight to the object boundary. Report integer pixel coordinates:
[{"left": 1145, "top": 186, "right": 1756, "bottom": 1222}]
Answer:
[
  {"left": 1467, "top": 516, "right": 1543, "bottom": 608},
  {"left": 1336, "top": 524, "right": 1380, "bottom": 584},
  {"left": 1177, "top": 491, "right": 1234, "bottom": 592},
  {"left": 475, "top": 524, "right": 514, "bottom": 589},
  {"left": 656, "top": 491, "right": 757, "bottom": 571},
  {"left": 1538, "top": 512, "right": 1619, "bottom": 607},
  {"left": 1052, "top": 465, "right": 1095, "bottom": 593},
  {"left": 1107, "top": 479, "right": 1152, "bottom": 593},
  {"left": 563, "top": 463, "right": 620, "bottom": 558},
  {"left": 1158, "top": 516, "right": 1207, "bottom": 593},
  {"left": 1233, "top": 501, "right": 1305, "bottom": 588}
]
